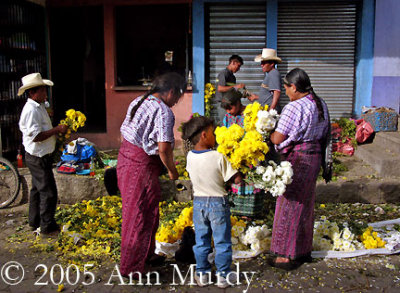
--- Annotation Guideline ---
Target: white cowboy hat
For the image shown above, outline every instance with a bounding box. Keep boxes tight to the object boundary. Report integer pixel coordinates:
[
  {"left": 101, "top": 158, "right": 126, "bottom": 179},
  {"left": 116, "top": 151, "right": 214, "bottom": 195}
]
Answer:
[
  {"left": 254, "top": 48, "right": 282, "bottom": 63},
  {"left": 17, "top": 73, "right": 54, "bottom": 96}
]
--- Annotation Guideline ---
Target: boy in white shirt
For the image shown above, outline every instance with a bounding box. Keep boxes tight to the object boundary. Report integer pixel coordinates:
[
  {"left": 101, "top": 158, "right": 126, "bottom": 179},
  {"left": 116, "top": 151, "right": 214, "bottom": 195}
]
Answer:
[{"left": 181, "top": 116, "right": 242, "bottom": 288}]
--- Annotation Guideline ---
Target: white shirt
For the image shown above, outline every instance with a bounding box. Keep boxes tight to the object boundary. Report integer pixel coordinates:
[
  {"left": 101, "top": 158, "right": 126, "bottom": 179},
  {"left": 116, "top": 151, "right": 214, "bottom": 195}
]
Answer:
[
  {"left": 186, "top": 150, "right": 238, "bottom": 197},
  {"left": 19, "top": 98, "right": 56, "bottom": 157}
]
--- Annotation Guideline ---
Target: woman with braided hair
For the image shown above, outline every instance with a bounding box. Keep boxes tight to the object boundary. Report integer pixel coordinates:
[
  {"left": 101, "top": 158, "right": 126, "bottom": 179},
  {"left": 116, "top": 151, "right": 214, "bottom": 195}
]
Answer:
[
  {"left": 268, "top": 68, "right": 331, "bottom": 270},
  {"left": 117, "top": 72, "right": 186, "bottom": 277}
]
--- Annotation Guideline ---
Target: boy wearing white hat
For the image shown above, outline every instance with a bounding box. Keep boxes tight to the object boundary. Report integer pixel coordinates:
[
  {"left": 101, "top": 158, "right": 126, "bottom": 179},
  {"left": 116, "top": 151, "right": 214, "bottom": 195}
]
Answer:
[
  {"left": 249, "top": 48, "right": 282, "bottom": 113},
  {"left": 18, "top": 73, "right": 67, "bottom": 235}
]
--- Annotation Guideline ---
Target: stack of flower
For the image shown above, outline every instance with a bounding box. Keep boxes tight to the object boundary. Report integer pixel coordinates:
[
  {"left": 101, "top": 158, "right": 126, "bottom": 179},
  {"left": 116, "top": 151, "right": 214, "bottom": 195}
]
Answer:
[
  {"left": 360, "top": 226, "right": 386, "bottom": 249},
  {"left": 313, "top": 217, "right": 364, "bottom": 252},
  {"left": 247, "top": 160, "right": 293, "bottom": 197},
  {"left": 239, "top": 225, "right": 271, "bottom": 252},
  {"left": 53, "top": 196, "right": 122, "bottom": 266},
  {"left": 59, "top": 109, "right": 86, "bottom": 141},
  {"left": 231, "top": 216, "right": 248, "bottom": 251},
  {"left": 156, "top": 202, "right": 272, "bottom": 255},
  {"left": 156, "top": 201, "right": 193, "bottom": 243},
  {"left": 204, "top": 83, "right": 215, "bottom": 117}
]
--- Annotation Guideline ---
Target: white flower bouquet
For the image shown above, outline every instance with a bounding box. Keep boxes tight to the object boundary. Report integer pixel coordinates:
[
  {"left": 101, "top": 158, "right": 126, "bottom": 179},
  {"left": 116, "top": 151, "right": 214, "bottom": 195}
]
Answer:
[
  {"left": 255, "top": 108, "right": 279, "bottom": 137},
  {"left": 246, "top": 160, "right": 294, "bottom": 197}
]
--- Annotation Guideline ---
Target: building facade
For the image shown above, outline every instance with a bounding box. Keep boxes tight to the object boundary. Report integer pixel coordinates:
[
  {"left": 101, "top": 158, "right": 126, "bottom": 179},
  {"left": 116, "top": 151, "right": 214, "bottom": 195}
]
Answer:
[{"left": 1, "top": 0, "right": 399, "bottom": 155}]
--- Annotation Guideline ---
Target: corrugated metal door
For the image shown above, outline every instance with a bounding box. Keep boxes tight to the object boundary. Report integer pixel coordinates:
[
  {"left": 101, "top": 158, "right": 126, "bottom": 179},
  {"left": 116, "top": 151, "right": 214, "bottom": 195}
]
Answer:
[
  {"left": 207, "top": 3, "right": 266, "bottom": 119},
  {"left": 277, "top": 2, "right": 357, "bottom": 118}
]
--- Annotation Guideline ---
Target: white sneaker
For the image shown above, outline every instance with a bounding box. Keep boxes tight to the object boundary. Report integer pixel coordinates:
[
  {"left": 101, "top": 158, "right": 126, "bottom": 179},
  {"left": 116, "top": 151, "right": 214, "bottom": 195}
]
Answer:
[
  {"left": 216, "top": 272, "right": 238, "bottom": 288},
  {"left": 194, "top": 273, "right": 210, "bottom": 287}
]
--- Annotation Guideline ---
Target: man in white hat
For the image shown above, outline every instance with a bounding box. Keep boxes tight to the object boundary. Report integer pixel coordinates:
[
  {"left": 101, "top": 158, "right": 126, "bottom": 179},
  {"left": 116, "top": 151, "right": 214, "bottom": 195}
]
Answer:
[
  {"left": 18, "top": 73, "right": 67, "bottom": 235},
  {"left": 248, "top": 48, "right": 282, "bottom": 112}
]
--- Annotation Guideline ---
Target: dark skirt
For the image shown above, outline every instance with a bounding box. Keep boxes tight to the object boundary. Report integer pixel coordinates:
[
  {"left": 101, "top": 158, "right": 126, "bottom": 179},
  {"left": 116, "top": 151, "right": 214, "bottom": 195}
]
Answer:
[
  {"left": 117, "top": 139, "right": 162, "bottom": 275},
  {"left": 270, "top": 142, "right": 321, "bottom": 259}
]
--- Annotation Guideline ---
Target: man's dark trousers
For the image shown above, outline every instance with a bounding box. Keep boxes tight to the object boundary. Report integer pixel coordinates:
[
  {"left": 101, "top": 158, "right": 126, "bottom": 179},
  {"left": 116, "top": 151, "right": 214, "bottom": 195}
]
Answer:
[{"left": 25, "top": 152, "right": 58, "bottom": 232}]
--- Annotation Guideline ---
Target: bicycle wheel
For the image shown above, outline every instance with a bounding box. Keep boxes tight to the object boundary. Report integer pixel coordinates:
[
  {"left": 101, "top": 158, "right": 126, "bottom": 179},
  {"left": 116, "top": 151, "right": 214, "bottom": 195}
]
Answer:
[{"left": 0, "top": 157, "right": 20, "bottom": 208}]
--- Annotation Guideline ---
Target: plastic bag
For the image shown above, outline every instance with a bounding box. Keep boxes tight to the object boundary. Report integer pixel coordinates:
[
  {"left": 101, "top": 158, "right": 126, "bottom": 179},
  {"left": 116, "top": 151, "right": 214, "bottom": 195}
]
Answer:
[
  {"left": 60, "top": 143, "right": 96, "bottom": 163},
  {"left": 332, "top": 139, "right": 354, "bottom": 156},
  {"left": 355, "top": 119, "right": 374, "bottom": 144}
]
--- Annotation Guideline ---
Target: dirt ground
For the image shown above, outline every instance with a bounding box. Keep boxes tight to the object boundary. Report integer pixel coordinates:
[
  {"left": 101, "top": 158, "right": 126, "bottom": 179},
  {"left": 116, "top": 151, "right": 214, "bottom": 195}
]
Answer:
[{"left": 0, "top": 208, "right": 399, "bottom": 293}]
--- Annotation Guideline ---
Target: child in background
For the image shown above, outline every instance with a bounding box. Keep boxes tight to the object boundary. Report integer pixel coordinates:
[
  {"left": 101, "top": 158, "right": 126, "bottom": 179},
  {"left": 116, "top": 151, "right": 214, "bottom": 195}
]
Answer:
[
  {"left": 181, "top": 116, "right": 242, "bottom": 288},
  {"left": 220, "top": 89, "right": 246, "bottom": 128}
]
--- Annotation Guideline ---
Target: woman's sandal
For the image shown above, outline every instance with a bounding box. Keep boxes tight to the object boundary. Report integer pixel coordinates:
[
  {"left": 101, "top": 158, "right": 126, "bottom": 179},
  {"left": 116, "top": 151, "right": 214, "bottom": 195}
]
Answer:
[{"left": 267, "top": 256, "right": 302, "bottom": 271}]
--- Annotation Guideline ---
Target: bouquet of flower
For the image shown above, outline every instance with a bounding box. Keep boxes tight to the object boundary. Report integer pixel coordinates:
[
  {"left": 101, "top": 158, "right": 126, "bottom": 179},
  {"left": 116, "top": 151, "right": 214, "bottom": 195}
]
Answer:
[
  {"left": 59, "top": 109, "right": 86, "bottom": 141},
  {"left": 215, "top": 124, "right": 269, "bottom": 174},
  {"left": 255, "top": 108, "right": 279, "bottom": 138},
  {"left": 53, "top": 109, "right": 86, "bottom": 161},
  {"left": 215, "top": 102, "right": 271, "bottom": 174},
  {"left": 216, "top": 102, "right": 293, "bottom": 197},
  {"left": 246, "top": 160, "right": 293, "bottom": 197}
]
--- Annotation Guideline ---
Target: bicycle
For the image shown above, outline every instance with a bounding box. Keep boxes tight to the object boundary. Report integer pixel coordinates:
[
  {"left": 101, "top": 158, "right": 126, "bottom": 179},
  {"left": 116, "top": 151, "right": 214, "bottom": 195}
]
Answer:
[{"left": 0, "top": 128, "right": 21, "bottom": 208}]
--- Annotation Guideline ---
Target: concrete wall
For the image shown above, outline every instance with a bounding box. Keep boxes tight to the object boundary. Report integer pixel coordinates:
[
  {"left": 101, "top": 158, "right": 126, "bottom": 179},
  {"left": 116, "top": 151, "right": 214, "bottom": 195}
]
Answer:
[{"left": 371, "top": 0, "right": 400, "bottom": 112}]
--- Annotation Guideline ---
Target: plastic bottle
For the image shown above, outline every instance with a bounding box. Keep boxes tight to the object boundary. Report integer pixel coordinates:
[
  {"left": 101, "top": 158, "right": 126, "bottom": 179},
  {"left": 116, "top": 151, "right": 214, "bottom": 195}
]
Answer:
[
  {"left": 89, "top": 157, "right": 95, "bottom": 177},
  {"left": 17, "top": 149, "right": 23, "bottom": 168}
]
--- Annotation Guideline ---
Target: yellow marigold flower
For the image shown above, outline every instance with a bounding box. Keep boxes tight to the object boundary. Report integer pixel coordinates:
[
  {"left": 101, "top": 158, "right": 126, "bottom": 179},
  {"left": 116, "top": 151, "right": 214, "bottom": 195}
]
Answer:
[
  {"left": 57, "top": 284, "right": 65, "bottom": 292},
  {"left": 66, "top": 109, "right": 76, "bottom": 119}
]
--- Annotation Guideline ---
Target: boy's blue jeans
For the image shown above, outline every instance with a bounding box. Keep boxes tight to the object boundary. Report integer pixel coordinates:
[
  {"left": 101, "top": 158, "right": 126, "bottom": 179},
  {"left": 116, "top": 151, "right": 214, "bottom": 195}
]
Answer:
[{"left": 193, "top": 196, "right": 232, "bottom": 278}]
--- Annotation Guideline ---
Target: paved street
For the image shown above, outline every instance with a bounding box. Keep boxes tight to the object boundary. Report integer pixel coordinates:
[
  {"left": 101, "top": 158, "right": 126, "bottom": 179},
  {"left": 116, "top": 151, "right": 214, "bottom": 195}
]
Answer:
[{"left": 0, "top": 207, "right": 399, "bottom": 293}]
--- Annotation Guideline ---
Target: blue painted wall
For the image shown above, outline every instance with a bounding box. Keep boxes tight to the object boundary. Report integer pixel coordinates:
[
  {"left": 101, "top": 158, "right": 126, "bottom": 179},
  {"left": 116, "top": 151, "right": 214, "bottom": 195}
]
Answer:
[
  {"left": 371, "top": 0, "right": 400, "bottom": 112},
  {"left": 354, "top": 0, "right": 375, "bottom": 117}
]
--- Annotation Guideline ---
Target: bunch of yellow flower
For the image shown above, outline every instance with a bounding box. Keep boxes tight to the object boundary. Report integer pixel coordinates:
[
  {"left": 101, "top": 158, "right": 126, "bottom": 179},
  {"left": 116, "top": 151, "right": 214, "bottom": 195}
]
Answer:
[
  {"left": 59, "top": 109, "right": 86, "bottom": 140},
  {"left": 204, "top": 83, "right": 215, "bottom": 117},
  {"left": 243, "top": 102, "right": 268, "bottom": 132},
  {"left": 215, "top": 104, "right": 269, "bottom": 174},
  {"left": 156, "top": 206, "right": 193, "bottom": 243},
  {"left": 360, "top": 226, "right": 386, "bottom": 249}
]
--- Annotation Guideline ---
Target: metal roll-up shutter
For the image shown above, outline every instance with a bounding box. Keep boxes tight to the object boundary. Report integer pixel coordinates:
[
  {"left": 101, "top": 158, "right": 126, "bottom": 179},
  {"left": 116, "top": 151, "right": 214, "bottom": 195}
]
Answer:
[
  {"left": 207, "top": 3, "right": 266, "bottom": 119},
  {"left": 278, "top": 2, "right": 357, "bottom": 119}
]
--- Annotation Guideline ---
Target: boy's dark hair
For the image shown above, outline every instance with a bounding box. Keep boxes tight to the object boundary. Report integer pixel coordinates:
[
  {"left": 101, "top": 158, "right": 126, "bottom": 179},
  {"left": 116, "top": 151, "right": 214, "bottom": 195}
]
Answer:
[
  {"left": 229, "top": 54, "right": 243, "bottom": 65},
  {"left": 220, "top": 88, "right": 243, "bottom": 110},
  {"left": 181, "top": 116, "right": 214, "bottom": 145}
]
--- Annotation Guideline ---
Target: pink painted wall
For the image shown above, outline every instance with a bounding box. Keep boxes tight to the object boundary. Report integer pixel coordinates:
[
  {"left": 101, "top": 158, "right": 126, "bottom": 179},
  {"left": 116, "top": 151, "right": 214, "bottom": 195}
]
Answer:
[{"left": 72, "top": 2, "right": 193, "bottom": 150}]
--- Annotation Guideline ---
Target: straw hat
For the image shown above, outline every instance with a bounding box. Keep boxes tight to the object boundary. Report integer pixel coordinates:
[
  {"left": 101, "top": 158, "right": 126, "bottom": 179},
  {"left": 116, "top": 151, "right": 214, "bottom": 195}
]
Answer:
[
  {"left": 254, "top": 48, "right": 282, "bottom": 63},
  {"left": 17, "top": 73, "right": 54, "bottom": 96}
]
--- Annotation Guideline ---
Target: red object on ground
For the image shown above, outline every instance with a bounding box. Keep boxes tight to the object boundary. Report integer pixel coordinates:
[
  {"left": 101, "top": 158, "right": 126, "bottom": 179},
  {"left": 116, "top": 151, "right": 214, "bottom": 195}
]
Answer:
[
  {"left": 17, "top": 151, "right": 23, "bottom": 168},
  {"left": 332, "top": 139, "right": 355, "bottom": 156},
  {"left": 355, "top": 119, "right": 374, "bottom": 143}
]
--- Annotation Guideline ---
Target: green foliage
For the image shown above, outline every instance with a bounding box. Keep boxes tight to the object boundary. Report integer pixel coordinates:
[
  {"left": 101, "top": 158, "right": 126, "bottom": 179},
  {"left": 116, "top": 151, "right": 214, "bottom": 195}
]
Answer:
[
  {"left": 315, "top": 203, "right": 400, "bottom": 228},
  {"left": 318, "top": 152, "right": 348, "bottom": 181},
  {"left": 333, "top": 118, "right": 356, "bottom": 142}
]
